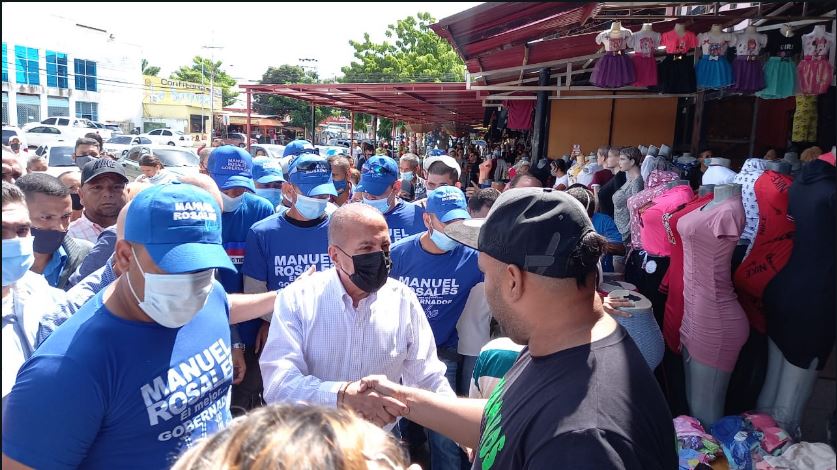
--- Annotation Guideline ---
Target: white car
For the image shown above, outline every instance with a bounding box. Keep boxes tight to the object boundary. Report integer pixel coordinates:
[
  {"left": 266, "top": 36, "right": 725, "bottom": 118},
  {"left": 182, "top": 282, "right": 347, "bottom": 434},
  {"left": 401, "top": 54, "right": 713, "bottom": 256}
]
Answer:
[
  {"left": 24, "top": 125, "right": 76, "bottom": 148},
  {"left": 21, "top": 116, "right": 112, "bottom": 140},
  {"left": 35, "top": 144, "right": 79, "bottom": 178},
  {"left": 117, "top": 145, "right": 200, "bottom": 180},
  {"left": 2, "top": 125, "right": 28, "bottom": 148},
  {"left": 103, "top": 135, "right": 153, "bottom": 158},
  {"left": 250, "top": 144, "right": 286, "bottom": 159},
  {"left": 139, "top": 128, "right": 193, "bottom": 148}
]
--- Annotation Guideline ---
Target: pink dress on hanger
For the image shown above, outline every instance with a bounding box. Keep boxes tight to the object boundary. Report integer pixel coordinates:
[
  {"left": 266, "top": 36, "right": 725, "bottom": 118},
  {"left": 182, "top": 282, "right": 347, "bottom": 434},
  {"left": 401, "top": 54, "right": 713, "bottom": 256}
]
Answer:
[
  {"left": 798, "top": 31, "right": 835, "bottom": 95},
  {"left": 678, "top": 194, "right": 748, "bottom": 372},
  {"left": 629, "top": 30, "right": 661, "bottom": 87}
]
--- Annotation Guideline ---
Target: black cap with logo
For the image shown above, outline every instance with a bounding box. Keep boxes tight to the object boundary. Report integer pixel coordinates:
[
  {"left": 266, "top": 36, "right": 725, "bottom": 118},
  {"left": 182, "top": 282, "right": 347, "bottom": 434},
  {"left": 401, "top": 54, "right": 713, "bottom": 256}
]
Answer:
[
  {"left": 444, "top": 187, "right": 594, "bottom": 278},
  {"left": 81, "top": 158, "right": 128, "bottom": 185}
]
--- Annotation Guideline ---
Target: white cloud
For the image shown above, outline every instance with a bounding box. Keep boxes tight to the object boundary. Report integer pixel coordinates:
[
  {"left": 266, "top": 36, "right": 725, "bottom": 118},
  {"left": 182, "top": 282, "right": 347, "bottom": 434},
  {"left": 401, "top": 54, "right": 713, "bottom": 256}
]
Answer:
[{"left": 9, "top": 2, "right": 480, "bottom": 83}]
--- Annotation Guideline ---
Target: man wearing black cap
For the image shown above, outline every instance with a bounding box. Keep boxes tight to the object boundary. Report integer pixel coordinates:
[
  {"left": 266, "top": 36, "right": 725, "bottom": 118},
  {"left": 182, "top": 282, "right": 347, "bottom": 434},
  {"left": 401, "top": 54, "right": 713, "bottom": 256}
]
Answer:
[
  {"left": 359, "top": 188, "right": 677, "bottom": 469},
  {"left": 67, "top": 159, "right": 128, "bottom": 244}
]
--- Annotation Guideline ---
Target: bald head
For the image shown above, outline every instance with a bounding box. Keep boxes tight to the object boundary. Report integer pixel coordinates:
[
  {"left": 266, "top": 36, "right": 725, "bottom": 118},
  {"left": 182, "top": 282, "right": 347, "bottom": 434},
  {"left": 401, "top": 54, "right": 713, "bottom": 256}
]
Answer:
[
  {"left": 509, "top": 173, "right": 542, "bottom": 189},
  {"left": 178, "top": 173, "right": 223, "bottom": 209},
  {"left": 328, "top": 203, "right": 388, "bottom": 247}
]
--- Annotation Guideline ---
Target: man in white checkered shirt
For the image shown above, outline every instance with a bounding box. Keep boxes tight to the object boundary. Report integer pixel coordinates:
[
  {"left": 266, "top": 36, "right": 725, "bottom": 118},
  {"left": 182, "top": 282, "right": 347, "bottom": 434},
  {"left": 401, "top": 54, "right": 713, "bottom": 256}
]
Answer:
[{"left": 260, "top": 203, "right": 454, "bottom": 427}]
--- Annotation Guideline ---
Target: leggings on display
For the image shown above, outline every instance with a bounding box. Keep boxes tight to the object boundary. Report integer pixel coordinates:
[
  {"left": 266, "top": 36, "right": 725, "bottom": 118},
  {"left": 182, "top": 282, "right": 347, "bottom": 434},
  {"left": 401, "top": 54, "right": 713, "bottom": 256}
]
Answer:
[
  {"left": 757, "top": 339, "right": 820, "bottom": 438},
  {"left": 623, "top": 250, "right": 670, "bottom": 326},
  {"left": 683, "top": 347, "right": 732, "bottom": 428}
]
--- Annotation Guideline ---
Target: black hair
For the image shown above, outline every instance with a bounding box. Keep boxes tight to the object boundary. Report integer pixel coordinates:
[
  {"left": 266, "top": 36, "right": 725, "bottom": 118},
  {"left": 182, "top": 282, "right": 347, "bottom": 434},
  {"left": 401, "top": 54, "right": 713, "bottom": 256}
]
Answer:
[
  {"left": 2, "top": 180, "right": 25, "bottom": 206},
  {"left": 75, "top": 137, "right": 99, "bottom": 151},
  {"left": 15, "top": 172, "right": 71, "bottom": 199},
  {"left": 508, "top": 172, "right": 542, "bottom": 189},
  {"left": 427, "top": 161, "right": 458, "bottom": 183},
  {"left": 619, "top": 146, "right": 642, "bottom": 166},
  {"left": 551, "top": 159, "right": 567, "bottom": 173},
  {"left": 565, "top": 231, "right": 607, "bottom": 288},
  {"left": 84, "top": 132, "right": 104, "bottom": 149},
  {"left": 361, "top": 142, "right": 375, "bottom": 153},
  {"left": 467, "top": 188, "right": 500, "bottom": 213},
  {"left": 139, "top": 154, "right": 164, "bottom": 168},
  {"left": 566, "top": 186, "right": 596, "bottom": 218}
]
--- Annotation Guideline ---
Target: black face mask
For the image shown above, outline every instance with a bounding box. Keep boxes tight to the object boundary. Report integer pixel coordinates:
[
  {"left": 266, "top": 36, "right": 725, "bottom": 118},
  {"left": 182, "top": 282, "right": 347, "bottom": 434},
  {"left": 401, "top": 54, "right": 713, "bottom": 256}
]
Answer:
[
  {"left": 31, "top": 227, "right": 67, "bottom": 254},
  {"left": 337, "top": 247, "right": 391, "bottom": 293},
  {"left": 10, "top": 143, "right": 20, "bottom": 151},
  {"left": 70, "top": 193, "right": 83, "bottom": 211}
]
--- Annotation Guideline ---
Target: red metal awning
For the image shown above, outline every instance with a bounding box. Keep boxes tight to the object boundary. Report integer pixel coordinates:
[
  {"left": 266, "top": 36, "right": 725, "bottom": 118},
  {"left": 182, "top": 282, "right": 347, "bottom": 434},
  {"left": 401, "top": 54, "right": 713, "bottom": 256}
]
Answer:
[{"left": 238, "top": 82, "right": 485, "bottom": 126}]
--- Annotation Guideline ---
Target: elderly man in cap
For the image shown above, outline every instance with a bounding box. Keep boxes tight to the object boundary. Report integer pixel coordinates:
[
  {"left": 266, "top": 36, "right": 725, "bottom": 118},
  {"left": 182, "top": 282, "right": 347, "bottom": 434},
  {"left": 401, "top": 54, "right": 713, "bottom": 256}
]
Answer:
[
  {"left": 389, "top": 186, "right": 489, "bottom": 469},
  {"left": 67, "top": 158, "right": 128, "bottom": 244},
  {"left": 206, "top": 145, "right": 275, "bottom": 414},
  {"left": 3, "top": 182, "right": 239, "bottom": 469},
  {"left": 242, "top": 153, "right": 337, "bottom": 294},
  {"left": 359, "top": 188, "right": 677, "bottom": 470},
  {"left": 357, "top": 156, "right": 425, "bottom": 243}
]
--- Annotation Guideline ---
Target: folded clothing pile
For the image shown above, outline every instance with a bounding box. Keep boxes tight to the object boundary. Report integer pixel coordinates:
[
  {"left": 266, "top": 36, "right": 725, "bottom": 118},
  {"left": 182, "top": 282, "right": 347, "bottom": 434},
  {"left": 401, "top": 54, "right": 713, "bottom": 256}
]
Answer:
[{"left": 675, "top": 415, "right": 723, "bottom": 469}]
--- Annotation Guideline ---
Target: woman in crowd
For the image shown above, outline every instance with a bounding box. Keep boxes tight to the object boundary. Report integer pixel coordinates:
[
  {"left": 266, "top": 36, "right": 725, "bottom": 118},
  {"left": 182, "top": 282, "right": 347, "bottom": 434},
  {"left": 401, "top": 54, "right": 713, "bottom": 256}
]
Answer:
[
  {"left": 551, "top": 159, "right": 569, "bottom": 190},
  {"left": 173, "top": 404, "right": 417, "bottom": 470},
  {"left": 135, "top": 154, "right": 177, "bottom": 184}
]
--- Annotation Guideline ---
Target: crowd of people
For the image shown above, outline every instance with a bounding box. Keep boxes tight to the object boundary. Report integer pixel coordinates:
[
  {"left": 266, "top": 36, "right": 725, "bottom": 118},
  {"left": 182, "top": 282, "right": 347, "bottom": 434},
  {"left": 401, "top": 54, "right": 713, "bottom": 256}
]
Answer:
[{"left": 1, "top": 132, "right": 833, "bottom": 470}]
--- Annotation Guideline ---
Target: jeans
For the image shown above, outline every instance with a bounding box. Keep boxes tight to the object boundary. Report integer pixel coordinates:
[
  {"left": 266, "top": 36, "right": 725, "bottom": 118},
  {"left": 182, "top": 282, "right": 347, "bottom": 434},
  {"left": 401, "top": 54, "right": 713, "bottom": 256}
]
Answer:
[
  {"left": 460, "top": 355, "right": 477, "bottom": 396},
  {"left": 427, "top": 349, "right": 468, "bottom": 470}
]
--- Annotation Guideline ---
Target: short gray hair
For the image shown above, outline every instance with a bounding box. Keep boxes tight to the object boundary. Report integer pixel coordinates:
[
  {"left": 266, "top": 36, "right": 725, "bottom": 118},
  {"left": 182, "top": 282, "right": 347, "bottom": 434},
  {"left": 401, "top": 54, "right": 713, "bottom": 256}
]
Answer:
[{"left": 399, "top": 153, "right": 419, "bottom": 170}]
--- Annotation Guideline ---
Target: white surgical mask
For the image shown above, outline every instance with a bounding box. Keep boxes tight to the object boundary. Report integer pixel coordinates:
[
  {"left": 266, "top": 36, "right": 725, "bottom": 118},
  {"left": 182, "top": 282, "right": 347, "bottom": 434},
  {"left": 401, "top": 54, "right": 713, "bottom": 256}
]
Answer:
[
  {"left": 294, "top": 193, "right": 328, "bottom": 220},
  {"left": 127, "top": 246, "right": 215, "bottom": 328},
  {"left": 363, "top": 196, "right": 391, "bottom": 214},
  {"left": 221, "top": 192, "right": 244, "bottom": 212}
]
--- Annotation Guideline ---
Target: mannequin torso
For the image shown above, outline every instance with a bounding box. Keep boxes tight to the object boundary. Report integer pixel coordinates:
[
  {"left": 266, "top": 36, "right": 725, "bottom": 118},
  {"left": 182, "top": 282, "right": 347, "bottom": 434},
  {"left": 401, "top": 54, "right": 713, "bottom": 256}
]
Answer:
[
  {"left": 704, "top": 183, "right": 742, "bottom": 211},
  {"left": 597, "top": 22, "right": 631, "bottom": 52},
  {"left": 699, "top": 184, "right": 715, "bottom": 197},
  {"left": 802, "top": 25, "right": 834, "bottom": 59},
  {"left": 662, "top": 26, "right": 697, "bottom": 54},
  {"left": 765, "top": 160, "right": 791, "bottom": 174},
  {"left": 735, "top": 27, "right": 767, "bottom": 56},
  {"left": 699, "top": 26, "right": 733, "bottom": 57}
]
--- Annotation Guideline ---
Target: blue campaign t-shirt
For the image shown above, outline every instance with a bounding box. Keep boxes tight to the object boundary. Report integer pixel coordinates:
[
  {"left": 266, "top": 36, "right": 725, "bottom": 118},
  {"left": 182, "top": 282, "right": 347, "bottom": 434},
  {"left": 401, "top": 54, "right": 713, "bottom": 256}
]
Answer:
[
  {"left": 242, "top": 213, "right": 332, "bottom": 290},
  {"left": 384, "top": 200, "right": 426, "bottom": 243},
  {"left": 2, "top": 280, "right": 233, "bottom": 470},
  {"left": 219, "top": 192, "right": 274, "bottom": 346},
  {"left": 592, "top": 212, "right": 621, "bottom": 272},
  {"left": 389, "top": 233, "right": 483, "bottom": 349}
]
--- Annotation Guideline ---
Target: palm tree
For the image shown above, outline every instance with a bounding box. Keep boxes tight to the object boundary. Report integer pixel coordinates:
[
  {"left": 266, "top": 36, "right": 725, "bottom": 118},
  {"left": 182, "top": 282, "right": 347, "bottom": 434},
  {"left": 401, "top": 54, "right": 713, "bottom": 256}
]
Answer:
[{"left": 142, "top": 59, "right": 160, "bottom": 77}]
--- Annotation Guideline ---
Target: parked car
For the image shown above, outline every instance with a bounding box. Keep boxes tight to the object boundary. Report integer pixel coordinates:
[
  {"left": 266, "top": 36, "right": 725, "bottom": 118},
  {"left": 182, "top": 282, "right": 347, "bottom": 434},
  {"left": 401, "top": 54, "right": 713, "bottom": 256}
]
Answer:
[
  {"left": 94, "top": 122, "right": 122, "bottom": 134},
  {"left": 250, "top": 144, "right": 286, "bottom": 159},
  {"left": 25, "top": 125, "right": 74, "bottom": 148},
  {"left": 36, "top": 144, "right": 78, "bottom": 177},
  {"left": 117, "top": 145, "right": 200, "bottom": 180},
  {"left": 103, "top": 135, "right": 153, "bottom": 158},
  {"left": 326, "top": 138, "right": 351, "bottom": 147},
  {"left": 139, "top": 128, "right": 194, "bottom": 147},
  {"left": 223, "top": 132, "right": 248, "bottom": 148},
  {"left": 2, "top": 125, "right": 28, "bottom": 148},
  {"left": 21, "top": 116, "right": 111, "bottom": 140}
]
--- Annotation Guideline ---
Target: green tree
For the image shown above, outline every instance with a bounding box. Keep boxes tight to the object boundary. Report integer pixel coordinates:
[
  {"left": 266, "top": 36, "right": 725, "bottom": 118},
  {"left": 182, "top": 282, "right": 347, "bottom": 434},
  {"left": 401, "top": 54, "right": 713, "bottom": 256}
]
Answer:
[
  {"left": 141, "top": 59, "right": 160, "bottom": 77},
  {"left": 254, "top": 64, "right": 340, "bottom": 132},
  {"left": 170, "top": 56, "right": 237, "bottom": 107},
  {"left": 340, "top": 12, "right": 465, "bottom": 83}
]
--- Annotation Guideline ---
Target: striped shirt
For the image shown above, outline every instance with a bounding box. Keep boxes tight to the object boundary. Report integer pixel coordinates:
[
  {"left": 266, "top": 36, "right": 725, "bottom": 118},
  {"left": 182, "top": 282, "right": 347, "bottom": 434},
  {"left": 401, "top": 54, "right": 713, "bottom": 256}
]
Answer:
[
  {"left": 67, "top": 213, "right": 107, "bottom": 244},
  {"left": 260, "top": 268, "right": 454, "bottom": 407},
  {"left": 468, "top": 337, "right": 524, "bottom": 399}
]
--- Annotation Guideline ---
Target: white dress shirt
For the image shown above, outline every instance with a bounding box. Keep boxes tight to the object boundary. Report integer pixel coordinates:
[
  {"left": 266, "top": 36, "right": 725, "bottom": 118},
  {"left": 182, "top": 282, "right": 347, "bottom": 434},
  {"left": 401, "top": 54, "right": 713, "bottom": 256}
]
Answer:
[
  {"left": 260, "top": 268, "right": 454, "bottom": 407},
  {"left": 67, "top": 213, "right": 107, "bottom": 244}
]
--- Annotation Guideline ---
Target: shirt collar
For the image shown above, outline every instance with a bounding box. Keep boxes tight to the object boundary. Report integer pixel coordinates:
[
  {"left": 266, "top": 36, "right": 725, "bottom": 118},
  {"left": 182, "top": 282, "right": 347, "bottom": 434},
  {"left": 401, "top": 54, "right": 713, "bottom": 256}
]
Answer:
[
  {"left": 81, "top": 213, "right": 104, "bottom": 231},
  {"left": 329, "top": 268, "right": 378, "bottom": 311}
]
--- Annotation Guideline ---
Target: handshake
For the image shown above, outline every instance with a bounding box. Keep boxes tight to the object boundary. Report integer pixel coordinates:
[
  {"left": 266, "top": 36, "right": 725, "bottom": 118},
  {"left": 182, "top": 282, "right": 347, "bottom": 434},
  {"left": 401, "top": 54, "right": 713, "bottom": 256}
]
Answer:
[{"left": 339, "top": 375, "right": 411, "bottom": 427}]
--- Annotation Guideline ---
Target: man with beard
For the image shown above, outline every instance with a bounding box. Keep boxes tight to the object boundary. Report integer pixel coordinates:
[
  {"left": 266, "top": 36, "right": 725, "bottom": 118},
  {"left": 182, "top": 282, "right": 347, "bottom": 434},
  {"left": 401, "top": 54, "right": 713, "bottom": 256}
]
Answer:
[
  {"left": 358, "top": 188, "right": 677, "bottom": 469},
  {"left": 67, "top": 159, "right": 128, "bottom": 244}
]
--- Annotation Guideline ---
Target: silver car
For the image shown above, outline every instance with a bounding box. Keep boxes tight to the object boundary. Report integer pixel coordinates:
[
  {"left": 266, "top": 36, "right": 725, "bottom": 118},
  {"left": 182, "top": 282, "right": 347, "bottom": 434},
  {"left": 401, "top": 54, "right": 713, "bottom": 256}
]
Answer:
[{"left": 117, "top": 145, "right": 200, "bottom": 180}]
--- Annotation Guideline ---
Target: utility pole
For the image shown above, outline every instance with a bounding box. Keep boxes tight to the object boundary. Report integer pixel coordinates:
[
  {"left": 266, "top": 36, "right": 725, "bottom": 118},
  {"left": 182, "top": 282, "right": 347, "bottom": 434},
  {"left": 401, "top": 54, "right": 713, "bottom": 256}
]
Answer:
[{"left": 203, "top": 45, "right": 223, "bottom": 142}]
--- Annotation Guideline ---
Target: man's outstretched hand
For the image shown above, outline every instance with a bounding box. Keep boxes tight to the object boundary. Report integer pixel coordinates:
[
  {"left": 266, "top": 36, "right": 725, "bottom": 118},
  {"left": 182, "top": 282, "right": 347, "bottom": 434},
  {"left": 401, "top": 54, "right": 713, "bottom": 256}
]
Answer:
[{"left": 342, "top": 379, "right": 408, "bottom": 427}]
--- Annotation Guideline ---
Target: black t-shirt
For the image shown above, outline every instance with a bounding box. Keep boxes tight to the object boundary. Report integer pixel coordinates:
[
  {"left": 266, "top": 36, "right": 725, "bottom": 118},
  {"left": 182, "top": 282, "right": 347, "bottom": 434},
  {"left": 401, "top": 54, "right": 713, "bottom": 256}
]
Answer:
[
  {"left": 596, "top": 171, "right": 627, "bottom": 218},
  {"left": 473, "top": 326, "right": 677, "bottom": 470},
  {"left": 766, "top": 30, "right": 801, "bottom": 58}
]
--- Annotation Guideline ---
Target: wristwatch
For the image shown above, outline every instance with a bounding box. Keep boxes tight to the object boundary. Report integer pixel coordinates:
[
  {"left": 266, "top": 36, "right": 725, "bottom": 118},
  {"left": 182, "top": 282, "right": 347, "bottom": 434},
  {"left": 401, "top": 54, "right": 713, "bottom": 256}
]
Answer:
[{"left": 232, "top": 342, "right": 246, "bottom": 351}]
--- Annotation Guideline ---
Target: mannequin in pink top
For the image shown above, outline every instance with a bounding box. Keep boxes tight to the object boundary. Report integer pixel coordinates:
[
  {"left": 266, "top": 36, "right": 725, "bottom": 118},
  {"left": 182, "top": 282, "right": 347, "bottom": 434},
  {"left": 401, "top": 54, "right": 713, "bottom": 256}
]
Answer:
[{"left": 677, "top": 183, "right": 747, "bottom": 427}]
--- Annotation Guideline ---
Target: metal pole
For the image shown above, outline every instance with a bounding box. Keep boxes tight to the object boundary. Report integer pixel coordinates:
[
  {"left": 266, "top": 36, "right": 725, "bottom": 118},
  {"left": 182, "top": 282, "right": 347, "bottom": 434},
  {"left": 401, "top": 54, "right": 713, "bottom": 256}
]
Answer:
[
  {"left": 209, "top": 65, "right": 214, "bottom": 141},
  {"left": 350, "top": 111, "right": 355, "bottom": 160},
  {"left": 246, "top": 89, "right": 252, "bottom": 153},
  {"left": 531, "top": 68, "right": 551, "bottom": 164},
  {"left": 310, "top": 102, "right": 316, "bottom": 143},
  {"left": 690, "top": 91, "right": 705, "bottom": 154},
  {"left": 748, "top": 97, "right": 759, "bottom": 157}
]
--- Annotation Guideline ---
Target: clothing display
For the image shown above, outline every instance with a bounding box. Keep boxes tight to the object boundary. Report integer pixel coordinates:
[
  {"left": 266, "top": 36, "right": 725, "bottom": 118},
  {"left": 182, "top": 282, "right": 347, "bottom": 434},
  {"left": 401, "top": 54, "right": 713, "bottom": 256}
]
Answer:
[
  {"left": 639, "top": 185, "right": 695, "bottom": 257},
  {"left": 730, "top": 32, "right": 768, "bottom": 93},
  {"left": 608, "top": 289, "right": 664, "bottom": 370},
  {"left": 696, "top": 32, "right": 735, "bottom": 89},
  {"left": 757, "top": 33, "right": 801, "bottom": 100},
  {"left": 734, "top": 171, "right": 794, "bottom": 334},
  {"left": 764, "top": 159, "right": 836, "bottom": 370},
  {"left": 678, "top": 194, "right": 747, "bottom": 373},
  {"left": 792, "top": 94, "right": 818, "bottom": 143},
  {"left": 661, "top": 193, "right": 713, "bottom": 353},
  {"left": 674, "top": 415, "right": 723, "bottom": 469},
  {"left": 612, "top": 175, "right": 645, "bottom": 242},
  {"left": 627, "top": 170, "right": 680, "bottom": 250},
  {"left": 731, "top": 158, "right": 770, "bottom": 248},
  {"left": 703, "top": 163, "right": 738, "bottom": 185},
  {"left": 798, "top": 28, "right": 834, "bottom": 95},
  {"left": 660, "top": 28, "right": 698, "bottom": 93},
  {"left": 506, "top": 100, "right": 535, "bottom": 131},
  {"left": 592, "top": 28, "right": 635, "bottom": 88},
  {"left": 629, "top": 30, "right": 661, "bottom": 87}
]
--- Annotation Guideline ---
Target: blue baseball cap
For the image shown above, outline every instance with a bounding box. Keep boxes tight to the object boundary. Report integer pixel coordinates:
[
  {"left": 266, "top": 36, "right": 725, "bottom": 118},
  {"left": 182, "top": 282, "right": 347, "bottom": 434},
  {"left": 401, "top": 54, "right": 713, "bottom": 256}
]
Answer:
[
  {"left": 252, "top": 157, "right": 285, "bottom": 184},
  {"left": 207, "top": 145, "right": 255, "bottom": 192},
  {"left": 429, "top": 149, "right": 446, "bottom": 156},
  {"left": 283, "top": 139, "right": 318, "bottom": 157},
  {"left": 287, "top": 154, "right": 336, "bottom": 197},
  {"left": 427, "top": 186, "right": 471, "bottom": 223},
  {"left": 357, "top": 156, "right": 398, "bottom": 196},
  {"left": 124, "top": 182, "right": 235, "bottom": 273}
]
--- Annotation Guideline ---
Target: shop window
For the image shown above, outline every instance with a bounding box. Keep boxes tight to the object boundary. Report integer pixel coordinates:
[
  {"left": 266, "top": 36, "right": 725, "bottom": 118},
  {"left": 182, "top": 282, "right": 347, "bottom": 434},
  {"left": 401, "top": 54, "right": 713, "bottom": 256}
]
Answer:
[
  {"left": 2, "top": 43, "right": 7, "bottom": 82},
  {"left": 16, "top": 93, "right": 41, "bottom": 125},
  {"left": 75, "top": 101, "right": 98, "bottom": 121},
  {"left": 74, "top": 59, "right": 97, "bottom": 92},
  {"left": 48, "top": 96, "right": 70, "bottom": 117},
  {"left": 14, "top": 45, "right": 39, "bottom": 85},
  {"left": 2, "top": 92, "right": 8, "bottom": 125},
  {"left": 46, "top": 50, "right": 68, "bottom": 89}
]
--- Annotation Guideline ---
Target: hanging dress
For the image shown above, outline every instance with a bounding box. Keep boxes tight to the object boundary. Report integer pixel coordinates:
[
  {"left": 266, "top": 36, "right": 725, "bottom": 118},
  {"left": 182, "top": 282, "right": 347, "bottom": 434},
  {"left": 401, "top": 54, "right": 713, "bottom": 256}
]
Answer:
[
  {"left": 695, "top": 31, "right": 735, "bottom": 89},
  {"left": 591, "top": 28, "right": 635, "bottom": 88},
  {"left": 629, "top": 30, "right": 661, "bottom": 87},
  {"left": 798, "top": 30, "right": 835, "bottom": 95},
  {"left": 730, "top": 31, "right": 768, "bottom": 93},
  {"left": 659, "top": 29, "right": 698, "bottom": 93},
  {"left": 757, "top": 33, "right": 801, "bottom": 99}
]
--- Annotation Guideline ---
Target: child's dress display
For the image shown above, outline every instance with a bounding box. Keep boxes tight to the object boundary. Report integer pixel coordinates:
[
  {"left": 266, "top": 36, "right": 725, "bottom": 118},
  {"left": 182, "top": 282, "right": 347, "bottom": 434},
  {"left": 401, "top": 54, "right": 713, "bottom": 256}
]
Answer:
[
  {"left": 797, "top": 26, "right": 834, "bottom": 95},
  {"left": 696, "top": 30, "right": 735, "bottom": 89},
  {"left": 757, "top": 30, "right": 801, "bottom": 99},
  {"left": 591, "top": 26, "right": 635, "bottom": 88},
  {"left": 629, "top": 28, "right": 661, "bottom": 87},
  {"left": 659, "top": 27, "right": 698, "bottom": 93},
  {"left": 730, "top": 30, "right": 768, "bottom": 93}
]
